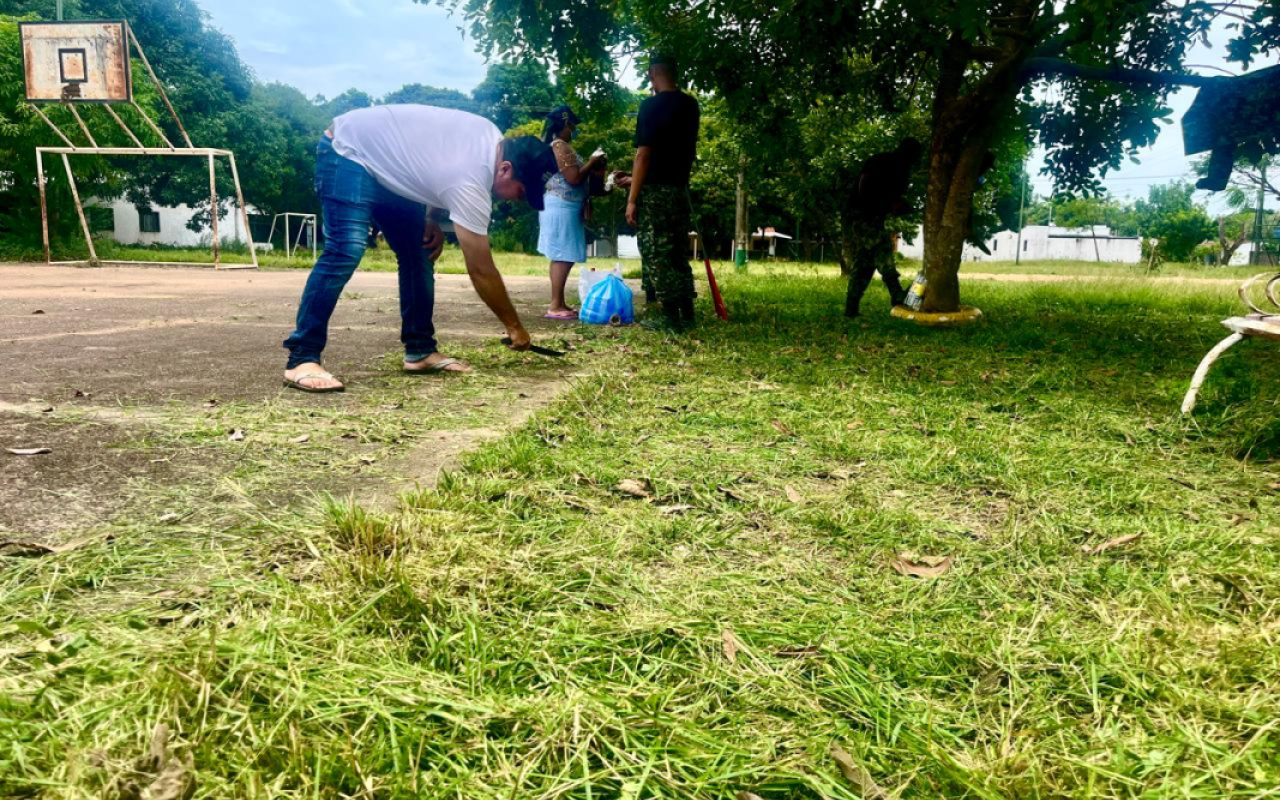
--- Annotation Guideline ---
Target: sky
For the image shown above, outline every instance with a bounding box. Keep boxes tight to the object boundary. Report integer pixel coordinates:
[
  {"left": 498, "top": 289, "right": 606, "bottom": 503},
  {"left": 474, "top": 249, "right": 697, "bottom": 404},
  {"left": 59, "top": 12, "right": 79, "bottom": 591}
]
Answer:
[
  {"left": 200, "top": 0, "right": 489, "bottom": 101},
  {"left": 199, "top": 1, "right": 1274, "bottom": 216}
]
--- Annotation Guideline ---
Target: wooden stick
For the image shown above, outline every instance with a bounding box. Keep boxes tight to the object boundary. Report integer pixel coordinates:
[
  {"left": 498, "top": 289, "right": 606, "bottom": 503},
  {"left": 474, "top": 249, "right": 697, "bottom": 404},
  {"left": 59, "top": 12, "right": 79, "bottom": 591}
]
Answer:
[
  {"left": 61, "top": 153, "right": 98, "bottom": 265},
  {"left": 128, "top": 26, "right": 194, "bottom": 147}
]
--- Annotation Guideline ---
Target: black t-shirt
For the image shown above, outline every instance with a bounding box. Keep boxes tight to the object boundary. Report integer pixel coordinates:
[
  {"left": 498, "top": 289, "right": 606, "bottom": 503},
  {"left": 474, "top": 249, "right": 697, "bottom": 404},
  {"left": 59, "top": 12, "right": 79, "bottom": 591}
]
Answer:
[
  {"left": 855, "top": 151, "right": 914, "bottom": 217},
  {"left": 635, "top": 91, "right": 700, "bottom": 187}
]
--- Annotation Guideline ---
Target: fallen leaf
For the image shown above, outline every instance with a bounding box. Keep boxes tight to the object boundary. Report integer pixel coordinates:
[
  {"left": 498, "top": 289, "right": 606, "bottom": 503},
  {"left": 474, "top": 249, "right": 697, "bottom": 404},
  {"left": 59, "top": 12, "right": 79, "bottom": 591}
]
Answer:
[
  {"left": 1081, "top": 532, "right": 1143, "bottom": 555},
  {"left": 1269, "top": 482, "right": 1280, "bottom": 492},
  {"left": 1227, "top": 514, "right": 1247, "bottom": 526},
  {"left": 785, "top": 485, "right": 804, "bottom": 503},
  {"left": 939, "top": 380, "right": 956, "bottom": 386},
  {"left": 1182, "top": 510, "right": 1202, "bottom": 522},
  {"left": 846, "top": 420, "right": 864, "bottom": 430},
  {"left": 73, "top": 389, "right": 88, "bottom": 398},
  {"left": 721, "top": 628, "right": 739, "bottom": 663},
  {"left": 616, "top": 479, "right": 652, "bottom": 499},
  {"left": 32, "top": 309, "right": 45, "bottom": 315},
  {"left": 41, "top": 406, "right": 54, "bottom": 413},
  {"left": 736, "top": 793, "right": 766, "bottom": 800},
  {"left": 358, "top": 455, "right": 377, "bottom": 465},
  {"left": 228, "top": 430, "right": 245, "bottom": 442},
  {"left": 290, "top": 434, "right": 310, "bottom": 444},
  {"left": 830, "top": 745, "right": 889, "bottom": 800},
  {"left": 7, "top": 447, "right": 52, "bottom": 456},
  {"left": 202, "top": 400, "right": 218, "bottom": 409},
  {"left": 771, "top": 419, "right": 795, "bottom": 437},
  {"left": 1, "top": 533, "right": 112, "bottom": 557},
  {"left": 775, "top": 644, "right": 821, "bottom": 658},
  {"left": 891, "top": 553, "right": 956, "bottom": 578},
  {"left": 718, "top": 485, "right": 749, "bottom": 503},
  {"left": 658, "top": 504, "right": 695, "bottom": 515}
]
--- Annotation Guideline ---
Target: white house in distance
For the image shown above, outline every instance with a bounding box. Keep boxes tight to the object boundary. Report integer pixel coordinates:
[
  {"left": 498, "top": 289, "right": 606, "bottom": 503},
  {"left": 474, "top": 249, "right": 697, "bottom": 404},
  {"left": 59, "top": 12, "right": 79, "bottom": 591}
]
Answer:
[
  {"left": 92, "top": 197, "right": 259, "bottom": 248},
  {"left": 898, "top": 224, "right": 1143, "bottom": 264}
]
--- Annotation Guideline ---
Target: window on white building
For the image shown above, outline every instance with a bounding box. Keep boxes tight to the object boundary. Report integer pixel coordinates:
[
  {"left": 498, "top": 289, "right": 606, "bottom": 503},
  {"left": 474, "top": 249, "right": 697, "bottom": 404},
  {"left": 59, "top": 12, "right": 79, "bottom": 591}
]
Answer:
[{"left": 138, "top": 209, "right": 160, "bottom": 233}]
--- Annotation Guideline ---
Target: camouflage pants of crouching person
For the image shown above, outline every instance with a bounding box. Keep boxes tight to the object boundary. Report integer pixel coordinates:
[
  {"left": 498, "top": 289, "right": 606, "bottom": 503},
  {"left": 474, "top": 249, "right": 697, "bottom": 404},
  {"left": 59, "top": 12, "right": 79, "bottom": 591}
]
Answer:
[
  {"left": 844, "top": 212, "right": 907, "bottom": 317},
  {"left": 638, "top": 184, "right": 696, "bottom": 305}
]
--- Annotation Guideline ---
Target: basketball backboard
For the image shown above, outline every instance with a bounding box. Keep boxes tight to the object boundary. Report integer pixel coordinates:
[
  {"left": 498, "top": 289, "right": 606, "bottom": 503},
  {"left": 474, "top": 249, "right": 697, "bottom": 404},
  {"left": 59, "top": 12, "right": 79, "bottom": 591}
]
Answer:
[{"left": 20, "top": 21, "right": 132, "bottom": 103}]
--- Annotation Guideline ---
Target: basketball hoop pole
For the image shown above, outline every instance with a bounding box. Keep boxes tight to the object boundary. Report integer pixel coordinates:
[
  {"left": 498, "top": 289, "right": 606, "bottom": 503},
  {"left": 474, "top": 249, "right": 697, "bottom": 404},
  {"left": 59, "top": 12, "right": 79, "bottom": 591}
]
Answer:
[{"left": 56, "top": 1, "right": 63, "bottom": 21}]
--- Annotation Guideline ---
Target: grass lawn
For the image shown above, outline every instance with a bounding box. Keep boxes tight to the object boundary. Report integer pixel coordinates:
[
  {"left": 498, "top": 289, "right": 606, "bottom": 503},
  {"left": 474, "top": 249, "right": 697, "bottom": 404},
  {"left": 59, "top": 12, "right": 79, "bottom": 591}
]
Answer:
[{"left": 3, "top": 272, "right": 1280, "bottom": 798}]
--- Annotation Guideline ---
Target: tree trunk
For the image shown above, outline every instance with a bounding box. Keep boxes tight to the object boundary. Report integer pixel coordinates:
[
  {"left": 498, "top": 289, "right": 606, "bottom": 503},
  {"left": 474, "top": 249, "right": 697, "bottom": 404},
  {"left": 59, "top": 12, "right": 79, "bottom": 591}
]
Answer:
[{"left": 920, "top": 139, "right": 989, "bottom": 311}]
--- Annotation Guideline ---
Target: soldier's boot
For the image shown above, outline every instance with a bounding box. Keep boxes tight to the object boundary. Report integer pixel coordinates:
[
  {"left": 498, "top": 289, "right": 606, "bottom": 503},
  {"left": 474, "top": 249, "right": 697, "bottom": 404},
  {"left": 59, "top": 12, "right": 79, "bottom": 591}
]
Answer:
[
  {"left": 882, "top": 270, "right": 908, "bottom": 308},
  {"left": 675, "top": 297, "right": 697, "bottom": 330},
  {"left": 644, "top": 288, "right": 659, "bottom": 304},
  {"left": 845, "top": 272, "right": 874, "bottom": 318}
]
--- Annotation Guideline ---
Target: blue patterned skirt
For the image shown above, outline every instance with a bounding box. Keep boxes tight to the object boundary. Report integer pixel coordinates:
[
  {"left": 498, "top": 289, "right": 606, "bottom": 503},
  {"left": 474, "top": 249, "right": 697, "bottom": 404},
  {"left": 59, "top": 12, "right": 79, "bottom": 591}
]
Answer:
[{"left": 537, "top": 195, "right": 588, "bottom": 264}]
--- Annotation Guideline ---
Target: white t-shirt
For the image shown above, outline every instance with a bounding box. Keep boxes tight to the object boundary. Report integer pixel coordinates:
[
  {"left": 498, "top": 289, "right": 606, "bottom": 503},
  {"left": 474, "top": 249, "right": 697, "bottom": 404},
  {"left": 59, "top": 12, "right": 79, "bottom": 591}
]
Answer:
[{"left": 331, "top": 105, "right": 502, "bottom": 236}]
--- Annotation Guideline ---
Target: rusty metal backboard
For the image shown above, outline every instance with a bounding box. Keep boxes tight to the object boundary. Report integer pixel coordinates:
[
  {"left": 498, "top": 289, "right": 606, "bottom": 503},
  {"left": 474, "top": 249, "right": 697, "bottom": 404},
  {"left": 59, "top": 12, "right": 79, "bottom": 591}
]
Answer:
[{"left": 20, "top": 21, "right": 132, "bottom": 104}]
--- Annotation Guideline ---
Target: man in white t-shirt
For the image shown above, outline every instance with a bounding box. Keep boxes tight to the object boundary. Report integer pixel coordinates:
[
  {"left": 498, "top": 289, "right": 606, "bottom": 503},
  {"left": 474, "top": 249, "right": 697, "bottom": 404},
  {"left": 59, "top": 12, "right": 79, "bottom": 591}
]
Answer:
[{"left": 282, "top": 105, "right": 559, "bottom": 393}]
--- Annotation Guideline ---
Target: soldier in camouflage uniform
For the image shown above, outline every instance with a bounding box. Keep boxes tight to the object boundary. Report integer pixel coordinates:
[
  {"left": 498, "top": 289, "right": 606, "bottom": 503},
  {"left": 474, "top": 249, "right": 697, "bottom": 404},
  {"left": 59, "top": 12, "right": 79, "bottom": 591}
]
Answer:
[
  {"left": 637, "top": 185, "right": 695, "bottom": 310},
  {"left": 624, "top": 54, "right": 701, "bottom": 330},
  {"left": 844, "top": 138, "right": 922, "bottom": 317}
]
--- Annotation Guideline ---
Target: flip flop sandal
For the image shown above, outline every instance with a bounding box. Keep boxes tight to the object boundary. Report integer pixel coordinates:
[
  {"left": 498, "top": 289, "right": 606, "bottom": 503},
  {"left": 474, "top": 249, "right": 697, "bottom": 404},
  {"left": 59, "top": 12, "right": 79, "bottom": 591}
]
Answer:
[
  {"left": 403, "top": 357, "right": 466, "bottom": 374},
  {"left": 543, "top": 310, "right": 579, "bottom": 320},
  {"left": 283, "top": 371, "right": 345, "bottom": 393}
]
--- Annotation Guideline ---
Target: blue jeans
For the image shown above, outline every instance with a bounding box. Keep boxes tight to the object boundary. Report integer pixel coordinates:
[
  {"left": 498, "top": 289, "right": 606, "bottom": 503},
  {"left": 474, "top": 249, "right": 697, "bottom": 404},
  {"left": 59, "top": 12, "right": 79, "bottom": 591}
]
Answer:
[{"left": 283, "top": 136, "right": 437, "bottom": 369}]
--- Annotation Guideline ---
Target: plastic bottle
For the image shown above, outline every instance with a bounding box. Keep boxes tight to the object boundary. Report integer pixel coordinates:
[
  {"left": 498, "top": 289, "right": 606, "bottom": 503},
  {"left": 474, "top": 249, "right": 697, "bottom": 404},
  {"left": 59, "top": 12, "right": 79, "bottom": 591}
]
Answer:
[{"left": 904, "top": 272, "right": 927, "bottom": 310}]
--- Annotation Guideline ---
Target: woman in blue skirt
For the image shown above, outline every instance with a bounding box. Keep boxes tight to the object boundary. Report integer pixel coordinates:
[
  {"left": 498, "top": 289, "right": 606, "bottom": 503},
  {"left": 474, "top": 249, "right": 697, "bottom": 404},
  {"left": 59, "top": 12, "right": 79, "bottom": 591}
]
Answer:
[{"left": 539, "top": 106, "right": 605, "bottom": 319}]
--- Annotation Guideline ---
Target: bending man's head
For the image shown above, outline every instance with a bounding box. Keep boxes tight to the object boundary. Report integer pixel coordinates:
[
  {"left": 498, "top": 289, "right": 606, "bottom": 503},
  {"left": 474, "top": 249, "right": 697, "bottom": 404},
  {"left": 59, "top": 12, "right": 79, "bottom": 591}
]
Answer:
[{"left": 494, "top": 136, "right": 560, "bottom": 210}]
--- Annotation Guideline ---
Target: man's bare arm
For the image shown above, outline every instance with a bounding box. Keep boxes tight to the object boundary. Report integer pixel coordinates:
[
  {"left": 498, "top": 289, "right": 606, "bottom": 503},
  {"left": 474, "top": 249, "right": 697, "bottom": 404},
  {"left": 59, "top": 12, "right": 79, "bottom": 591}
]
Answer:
[
  {"left": 455, "top": 227, "right": 530, "bottom": 349},
  {"left": 626, "top": 146, "right": 652, "bottom": 225}
]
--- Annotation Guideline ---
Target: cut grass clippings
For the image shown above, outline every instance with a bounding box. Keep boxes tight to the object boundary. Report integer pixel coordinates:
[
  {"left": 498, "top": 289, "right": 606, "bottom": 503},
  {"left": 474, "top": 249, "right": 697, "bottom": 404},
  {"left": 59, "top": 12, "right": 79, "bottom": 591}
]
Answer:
[{"left": 3, "top": 272, "right": 1280, "bottom": 798}]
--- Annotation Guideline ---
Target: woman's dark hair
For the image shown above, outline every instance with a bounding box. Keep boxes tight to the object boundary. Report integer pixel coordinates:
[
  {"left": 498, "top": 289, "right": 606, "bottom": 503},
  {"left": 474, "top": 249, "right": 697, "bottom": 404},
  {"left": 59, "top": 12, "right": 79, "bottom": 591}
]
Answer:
[{"left": 542, "top": 105, "right": 581, "bottom": 144}]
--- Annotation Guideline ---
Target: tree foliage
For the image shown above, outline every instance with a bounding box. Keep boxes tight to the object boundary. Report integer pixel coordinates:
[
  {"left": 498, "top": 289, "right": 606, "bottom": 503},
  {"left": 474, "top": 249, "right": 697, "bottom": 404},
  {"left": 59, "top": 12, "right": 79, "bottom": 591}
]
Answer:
[{"left": 431, "top": 0, "right": 1280, "bottom": 309}]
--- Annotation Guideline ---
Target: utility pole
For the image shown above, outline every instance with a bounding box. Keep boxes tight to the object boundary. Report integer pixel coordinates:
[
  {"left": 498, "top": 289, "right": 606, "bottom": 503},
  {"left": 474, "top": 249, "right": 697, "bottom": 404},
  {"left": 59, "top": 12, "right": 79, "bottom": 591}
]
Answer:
[
  {"left": 734, "top": 155, "right": 748, "bottom": 272},
  {"left": 1252, "top": 157, "right": 1269, "bottom": 266},
  {"left": 1015, "top": 173, "right": 1027, "bottom": 266}
]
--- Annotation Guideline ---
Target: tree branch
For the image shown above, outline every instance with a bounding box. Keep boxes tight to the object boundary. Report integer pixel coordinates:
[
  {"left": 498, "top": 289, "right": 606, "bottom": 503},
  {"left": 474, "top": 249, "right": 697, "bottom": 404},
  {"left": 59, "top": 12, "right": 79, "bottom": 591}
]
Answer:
[{"left": 1022, "top": 57, "right": 1215, "bottom": 87}]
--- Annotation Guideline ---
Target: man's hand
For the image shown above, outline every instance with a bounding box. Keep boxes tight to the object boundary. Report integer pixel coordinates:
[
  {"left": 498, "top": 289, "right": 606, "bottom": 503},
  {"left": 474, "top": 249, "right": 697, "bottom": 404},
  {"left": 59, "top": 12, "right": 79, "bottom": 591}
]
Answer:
[
  {"left": 613, "top": 171, "right": 632, "bottom": 188},
  {"left": 422, "top": 219, "right": 445, "bottom": 262},
  {"left": 505, "top": 326, "right": 531, "bottom": 351},
  {"left": 626, "top": 200, "right": 639, "bottom": 226}
]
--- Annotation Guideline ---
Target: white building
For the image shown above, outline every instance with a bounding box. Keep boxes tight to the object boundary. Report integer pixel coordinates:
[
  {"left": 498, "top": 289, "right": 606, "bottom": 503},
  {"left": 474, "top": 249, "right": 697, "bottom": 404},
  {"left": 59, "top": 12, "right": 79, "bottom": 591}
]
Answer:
[
  {"left": 897, "top": 225, "right": 1143, "bottom": 264},
  {"left": 92, "top": 198, "right": 257, "bottom": 248}
]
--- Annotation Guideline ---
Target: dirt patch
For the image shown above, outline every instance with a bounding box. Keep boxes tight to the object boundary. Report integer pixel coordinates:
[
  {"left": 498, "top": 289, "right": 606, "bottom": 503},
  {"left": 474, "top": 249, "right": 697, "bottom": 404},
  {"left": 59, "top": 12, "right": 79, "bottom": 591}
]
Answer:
[{"left": 0, "top": 410, "right": 192, "bottom": 542}]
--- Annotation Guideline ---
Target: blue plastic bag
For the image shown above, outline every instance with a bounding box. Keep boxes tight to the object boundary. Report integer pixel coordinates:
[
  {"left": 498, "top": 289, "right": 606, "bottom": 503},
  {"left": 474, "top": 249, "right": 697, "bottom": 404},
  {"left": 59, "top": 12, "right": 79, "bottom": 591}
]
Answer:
[{"left": 579, "top": 273, "right": 635, "bottom": 325}]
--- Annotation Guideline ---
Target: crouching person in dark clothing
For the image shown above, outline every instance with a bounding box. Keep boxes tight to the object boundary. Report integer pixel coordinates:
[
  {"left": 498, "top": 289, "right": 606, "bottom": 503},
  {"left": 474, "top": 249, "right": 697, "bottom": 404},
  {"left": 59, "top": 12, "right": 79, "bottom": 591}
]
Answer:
[{"left": 844, "top": 137, "right": 922, "bottom": 318}]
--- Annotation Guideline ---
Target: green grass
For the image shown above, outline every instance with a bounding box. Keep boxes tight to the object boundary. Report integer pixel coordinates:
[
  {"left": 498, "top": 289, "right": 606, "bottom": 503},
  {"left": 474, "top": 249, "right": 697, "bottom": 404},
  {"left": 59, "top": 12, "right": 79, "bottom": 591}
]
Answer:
[{"left": 3, "top": 273, "right": 1280, "bottom": 798}]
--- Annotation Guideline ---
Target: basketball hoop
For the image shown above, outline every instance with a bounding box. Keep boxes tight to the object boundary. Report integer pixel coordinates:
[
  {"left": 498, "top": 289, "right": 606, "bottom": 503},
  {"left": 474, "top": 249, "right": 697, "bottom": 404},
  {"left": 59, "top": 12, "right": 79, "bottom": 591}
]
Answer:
[{"left": 20, "top": 20, "right": 258, "bottom": 270}]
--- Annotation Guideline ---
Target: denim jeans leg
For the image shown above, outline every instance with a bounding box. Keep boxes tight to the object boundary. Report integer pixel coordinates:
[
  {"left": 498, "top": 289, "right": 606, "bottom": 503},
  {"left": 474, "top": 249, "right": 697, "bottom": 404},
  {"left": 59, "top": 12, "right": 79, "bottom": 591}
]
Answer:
[
  {"left": 374, "top": 194, "right": 437, "bottom": 360},
  {"left": 283, "top": 139, "right": 376, "bottom": 369}
]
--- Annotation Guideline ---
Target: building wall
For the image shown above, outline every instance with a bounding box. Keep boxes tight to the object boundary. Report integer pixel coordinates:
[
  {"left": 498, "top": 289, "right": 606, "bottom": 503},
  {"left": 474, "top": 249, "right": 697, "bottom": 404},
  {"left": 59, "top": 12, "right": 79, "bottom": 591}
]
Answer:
[
  {"left": 897, "top": 225, "right": 1143, "bottom": 264},
  {"left": 96, "top": 198, "right": 252, "bottom": 247}
]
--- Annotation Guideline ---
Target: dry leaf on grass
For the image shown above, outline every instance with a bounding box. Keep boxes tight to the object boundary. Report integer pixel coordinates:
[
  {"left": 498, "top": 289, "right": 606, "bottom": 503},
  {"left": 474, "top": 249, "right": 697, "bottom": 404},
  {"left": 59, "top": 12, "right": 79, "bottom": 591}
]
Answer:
[
  {"left": 227, "top": 429, "right": 245, "bottom": 442},
  {"left": 1081, "top": 533, "right": 1143, "bottom": 555},
  {"left": 771, "top": 419, "right": 795, "bottom": 437},
  {"left": 721, "top": 628, "right": 740, "bottom": 663},
  {"left": 41, "top": 406, "right": 54, "bottom": 413},
  {"left": 290, "top": 434, "right": 310, "bottom": 444},
  {"left": 891, "top": 553, "right": 955, "bottom": 578},
  {"left": 7, "top": 447, "right": 52, "bottom": 456},
  {"left": 1, "top": 533, "right": 112, "bottom": 558},
  {"left": 616, "top": 479, "right": 652, "bottom": 499},
  {"left": 775, "top": 644, "right": 821, "bottom": 658},
  {"left": 846, "top": 420, "right": 864, "bottom": 429},
  {"left": 785, "top": 485, "right": 804, "bottom": 503},
  {"left": 736, "top": 793, "right": 766, "bottom": 800},
  {"left": 718, "top": 486, "right": 749, "bottom": 503},
  {"left": 830, "top": 744, "right": 889, "bottom": 800},
  {"left": 658, "top": 504, "right": 695, "bottom": 515}
]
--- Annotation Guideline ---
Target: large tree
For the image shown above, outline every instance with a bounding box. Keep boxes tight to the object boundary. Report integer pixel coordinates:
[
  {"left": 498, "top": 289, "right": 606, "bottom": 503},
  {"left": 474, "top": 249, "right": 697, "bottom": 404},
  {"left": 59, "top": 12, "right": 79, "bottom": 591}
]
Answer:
[{"left": 430, "top": 0, "right": 1280, "bottom": 311}]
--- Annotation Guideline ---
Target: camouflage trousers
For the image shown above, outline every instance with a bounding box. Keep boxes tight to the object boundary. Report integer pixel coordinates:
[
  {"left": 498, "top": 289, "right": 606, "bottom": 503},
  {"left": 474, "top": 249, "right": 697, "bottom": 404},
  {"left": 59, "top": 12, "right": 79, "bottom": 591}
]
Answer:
[
  {"left": 844, "top": 212, "right": 906, "bottom": 317},
  {"left": 638, "top": 184, "right": 696, "bottom": 304}
]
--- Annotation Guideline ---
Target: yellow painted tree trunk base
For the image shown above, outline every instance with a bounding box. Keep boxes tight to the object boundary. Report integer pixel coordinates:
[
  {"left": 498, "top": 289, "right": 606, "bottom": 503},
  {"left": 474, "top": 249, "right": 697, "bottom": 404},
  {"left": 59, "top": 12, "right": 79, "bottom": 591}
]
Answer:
[{"left": 890, "top": 305, "right": 983, "bottom": 327}]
